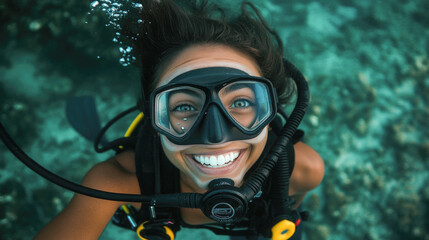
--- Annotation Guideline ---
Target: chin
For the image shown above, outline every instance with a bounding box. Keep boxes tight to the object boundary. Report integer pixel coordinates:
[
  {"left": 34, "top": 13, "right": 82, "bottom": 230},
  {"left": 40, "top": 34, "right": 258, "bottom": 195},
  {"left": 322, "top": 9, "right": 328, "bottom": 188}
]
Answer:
[{"left": 192, "top": 172, "right": 247, "bottom": 190}]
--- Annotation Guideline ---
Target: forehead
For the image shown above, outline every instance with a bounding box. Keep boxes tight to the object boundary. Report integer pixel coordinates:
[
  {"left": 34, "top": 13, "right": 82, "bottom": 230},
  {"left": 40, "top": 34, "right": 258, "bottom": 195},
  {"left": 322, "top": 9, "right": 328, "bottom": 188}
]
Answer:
[{"left": 157, "top": 44, "right": 261, "bottom": 87}]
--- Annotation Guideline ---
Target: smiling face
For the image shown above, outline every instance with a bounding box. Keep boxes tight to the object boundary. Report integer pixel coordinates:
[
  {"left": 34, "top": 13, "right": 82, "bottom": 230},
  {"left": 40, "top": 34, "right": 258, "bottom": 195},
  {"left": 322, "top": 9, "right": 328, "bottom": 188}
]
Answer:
[{"left": 155, "top": 44, "right": 269, "bottom": 191}]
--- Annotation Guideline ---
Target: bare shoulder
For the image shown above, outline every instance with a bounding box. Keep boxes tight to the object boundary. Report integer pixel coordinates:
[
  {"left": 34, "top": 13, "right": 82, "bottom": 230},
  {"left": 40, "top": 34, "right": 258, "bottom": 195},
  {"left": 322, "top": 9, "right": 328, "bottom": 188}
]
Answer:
[
  {"left": 34, "top": 151, "right": 140, "bottom": 239},
  {"left": 83, "top": 150, "right": 140, "bottom": 195},
  {"left": 290, "top": 142, "right": 325, "bottom": 194}
]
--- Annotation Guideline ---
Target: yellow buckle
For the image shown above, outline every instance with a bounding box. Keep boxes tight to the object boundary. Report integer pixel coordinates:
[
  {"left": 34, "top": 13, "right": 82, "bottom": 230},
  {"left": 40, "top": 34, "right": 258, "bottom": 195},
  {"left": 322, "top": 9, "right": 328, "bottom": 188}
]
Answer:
[{"left": 271, "top": 219, "right": 296, "bottom": 240}]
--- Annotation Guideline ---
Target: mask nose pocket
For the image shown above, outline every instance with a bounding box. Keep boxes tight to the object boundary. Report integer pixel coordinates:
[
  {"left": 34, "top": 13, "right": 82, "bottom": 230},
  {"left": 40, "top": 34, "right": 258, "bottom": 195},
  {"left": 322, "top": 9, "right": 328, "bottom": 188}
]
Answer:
[{"left": 202, "top": 104, "right": 227, "bottom": 144}]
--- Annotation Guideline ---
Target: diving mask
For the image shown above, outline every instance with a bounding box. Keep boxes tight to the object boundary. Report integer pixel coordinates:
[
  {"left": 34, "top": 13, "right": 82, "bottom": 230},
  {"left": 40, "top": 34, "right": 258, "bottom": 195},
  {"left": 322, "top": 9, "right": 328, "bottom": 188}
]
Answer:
[{"left": 150, "top": 67, "right": 278, "bottom": 145}]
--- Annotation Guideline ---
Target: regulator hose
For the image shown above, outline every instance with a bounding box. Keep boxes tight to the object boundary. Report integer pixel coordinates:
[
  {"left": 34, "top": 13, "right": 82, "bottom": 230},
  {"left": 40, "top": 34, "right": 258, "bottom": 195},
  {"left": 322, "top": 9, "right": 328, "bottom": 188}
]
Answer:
[
  {"left": 0, "top": 121, "right": 202, "bottom": 205},
  {"left": 94, "top": 105, "right": 138, "bottom": 153},
  {"left": 240, "top": 59, "right": 309, "bottom": 200}
]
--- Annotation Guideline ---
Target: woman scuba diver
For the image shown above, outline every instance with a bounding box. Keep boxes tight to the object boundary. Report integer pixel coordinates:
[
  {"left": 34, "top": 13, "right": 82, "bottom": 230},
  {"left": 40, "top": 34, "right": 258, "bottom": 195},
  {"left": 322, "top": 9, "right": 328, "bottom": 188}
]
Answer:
[{"left": 0, "top": 0, "right": 324, "bottom": 239}]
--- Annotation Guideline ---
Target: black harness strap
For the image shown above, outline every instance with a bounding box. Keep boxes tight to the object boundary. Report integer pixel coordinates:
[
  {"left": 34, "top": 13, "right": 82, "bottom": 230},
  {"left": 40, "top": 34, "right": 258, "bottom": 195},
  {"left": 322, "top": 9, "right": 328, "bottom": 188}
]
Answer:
[{"left": 135, "top": 119, "right": 156, "bottom": 197}]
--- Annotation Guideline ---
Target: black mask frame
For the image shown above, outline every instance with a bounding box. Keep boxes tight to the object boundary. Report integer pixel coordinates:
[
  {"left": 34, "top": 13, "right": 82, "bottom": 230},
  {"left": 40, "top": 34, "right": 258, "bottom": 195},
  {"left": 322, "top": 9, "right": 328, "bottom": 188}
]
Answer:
[{"left": 150, "top": 67, "right": 278, "bottom": 145}]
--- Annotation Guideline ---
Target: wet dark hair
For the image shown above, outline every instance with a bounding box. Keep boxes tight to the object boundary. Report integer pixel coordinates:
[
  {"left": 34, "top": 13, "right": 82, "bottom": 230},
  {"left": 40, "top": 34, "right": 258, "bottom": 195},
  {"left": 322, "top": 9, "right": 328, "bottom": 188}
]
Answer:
[{"left": 126, "top": 0, "right": 294, "bottom": 104}]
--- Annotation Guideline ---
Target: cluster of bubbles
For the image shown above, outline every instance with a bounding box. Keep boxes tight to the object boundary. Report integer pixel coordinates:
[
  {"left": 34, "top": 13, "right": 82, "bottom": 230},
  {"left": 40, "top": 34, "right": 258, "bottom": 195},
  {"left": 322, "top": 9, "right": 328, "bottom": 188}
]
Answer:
[{"left": 89, "top": 0, "right": 144, "bottom": 66}]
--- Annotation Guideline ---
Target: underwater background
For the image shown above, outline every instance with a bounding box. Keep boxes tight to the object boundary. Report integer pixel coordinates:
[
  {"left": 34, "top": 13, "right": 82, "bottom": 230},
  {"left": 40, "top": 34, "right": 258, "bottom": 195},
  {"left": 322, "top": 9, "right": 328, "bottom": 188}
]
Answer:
[{"left": 1, "top": 0, "right": 428, "bottom": 239}]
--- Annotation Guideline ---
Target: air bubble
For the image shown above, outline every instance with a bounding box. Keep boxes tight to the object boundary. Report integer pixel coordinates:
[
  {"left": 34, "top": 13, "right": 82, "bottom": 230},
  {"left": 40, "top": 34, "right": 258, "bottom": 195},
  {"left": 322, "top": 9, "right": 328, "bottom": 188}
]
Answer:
[
  {"left": 133, "top": 3, "right": 143, "bottom": 9},
  {"left": 90, "top": 1, "right": 99, "bottom": 8},
  {"left": 92, "top": 0, "right": 138, "bottom": 67}
]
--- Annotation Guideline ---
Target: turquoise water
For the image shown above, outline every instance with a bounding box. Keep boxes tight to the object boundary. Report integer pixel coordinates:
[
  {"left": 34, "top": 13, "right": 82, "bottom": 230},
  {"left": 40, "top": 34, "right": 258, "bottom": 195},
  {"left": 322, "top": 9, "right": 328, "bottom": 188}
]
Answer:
[{"left": 1, "top": 0, "right": 428, "bottom": 239}]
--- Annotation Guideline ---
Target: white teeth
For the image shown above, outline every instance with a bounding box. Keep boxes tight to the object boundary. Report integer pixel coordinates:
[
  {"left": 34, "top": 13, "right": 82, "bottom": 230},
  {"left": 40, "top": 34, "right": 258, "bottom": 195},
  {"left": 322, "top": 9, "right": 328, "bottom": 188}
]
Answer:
[
  {"left": 193, "top": 151, "right": 240, "bottom": 168},
  {"left": 218, "top": 155, "right": 225, "bottom": 165},
  {"left": 210, "top": 156, "right": 217, "bottom": 166}
]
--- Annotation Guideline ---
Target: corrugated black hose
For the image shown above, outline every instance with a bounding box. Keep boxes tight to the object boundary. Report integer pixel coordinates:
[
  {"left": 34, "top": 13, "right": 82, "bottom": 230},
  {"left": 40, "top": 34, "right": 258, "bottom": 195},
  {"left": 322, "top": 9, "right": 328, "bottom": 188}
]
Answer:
[{"left": 240, "top": 59, "right": 310, "bottom": 202}]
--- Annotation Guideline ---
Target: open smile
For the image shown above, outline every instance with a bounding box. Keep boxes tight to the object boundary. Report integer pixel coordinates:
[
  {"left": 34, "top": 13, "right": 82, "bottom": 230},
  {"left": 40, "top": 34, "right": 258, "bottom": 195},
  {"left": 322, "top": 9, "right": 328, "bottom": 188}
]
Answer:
[
  {"left": 184, "top": 147, "right": 249, "bottom": 176},
  {"left": 192, "top": 151, "right": 240, "bottom": 168}
]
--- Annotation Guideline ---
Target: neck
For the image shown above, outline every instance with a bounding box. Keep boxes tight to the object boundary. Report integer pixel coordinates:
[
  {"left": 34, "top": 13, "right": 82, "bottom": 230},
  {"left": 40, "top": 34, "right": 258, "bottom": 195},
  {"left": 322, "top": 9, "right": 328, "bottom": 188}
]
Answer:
[
  {"left": 179, "top": 172, "right": 206, "bottom": 194},
  {"left": 179, "top": 173, "right": 216, "bottom": 225}
]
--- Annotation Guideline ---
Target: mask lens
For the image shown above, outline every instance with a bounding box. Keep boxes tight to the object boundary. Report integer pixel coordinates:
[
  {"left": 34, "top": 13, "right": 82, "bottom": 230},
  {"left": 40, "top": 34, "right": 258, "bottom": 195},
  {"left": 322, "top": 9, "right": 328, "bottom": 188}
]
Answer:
[
  {"left": 219, "top": 81, "right": 272, "bottom": 131},
  {"left": 154, "top": 86, "right": 205, "bottom": 137}
]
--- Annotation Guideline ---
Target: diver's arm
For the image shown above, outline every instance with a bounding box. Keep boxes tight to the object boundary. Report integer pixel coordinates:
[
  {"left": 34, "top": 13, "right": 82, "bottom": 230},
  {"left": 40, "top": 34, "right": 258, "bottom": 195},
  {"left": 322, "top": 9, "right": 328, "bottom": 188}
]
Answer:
[
  {"left": 289, "top": 141, "right": 325, "bottom": 209},
  {"left": 34, "top": 158, "right": 139, "bottom": 239},
  {"left": 34, "top": 192, "right": 121, "bottom": 239}
]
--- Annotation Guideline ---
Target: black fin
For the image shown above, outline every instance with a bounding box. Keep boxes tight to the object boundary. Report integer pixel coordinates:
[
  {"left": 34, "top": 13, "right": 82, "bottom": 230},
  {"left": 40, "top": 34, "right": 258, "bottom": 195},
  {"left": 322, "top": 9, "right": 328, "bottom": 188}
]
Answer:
[{"left": 66, "top": 96, "right": 102, "bottom": 142}]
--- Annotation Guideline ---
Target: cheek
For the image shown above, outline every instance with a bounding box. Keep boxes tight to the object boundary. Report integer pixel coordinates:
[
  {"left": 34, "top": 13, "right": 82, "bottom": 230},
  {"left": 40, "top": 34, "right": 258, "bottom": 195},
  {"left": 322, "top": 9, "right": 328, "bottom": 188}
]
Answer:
[
  {"left": 243, "top": 126, "right": 268, "bottom": 145},
  {"left": 248, "top": 128, "right": 269, "bottom": 161},
  {"left": 239, "top": 127, "right": 269, "bottom": 171},
  {"left": 160, "top": 135, "right": 194, "bottom": 170},
  {"left": 160, "top": 135, "right": 191, "bottom": 152}
]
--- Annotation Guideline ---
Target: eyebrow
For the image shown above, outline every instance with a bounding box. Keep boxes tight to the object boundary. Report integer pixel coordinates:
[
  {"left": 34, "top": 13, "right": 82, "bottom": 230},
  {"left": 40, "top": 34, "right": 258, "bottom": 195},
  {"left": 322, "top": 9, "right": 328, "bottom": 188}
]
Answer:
[
  {"left": 220, "top": 83, "right": 252, "bottom": 95},
  {"left": 168, "top": 88, "right": 203, "bottom": 98}
]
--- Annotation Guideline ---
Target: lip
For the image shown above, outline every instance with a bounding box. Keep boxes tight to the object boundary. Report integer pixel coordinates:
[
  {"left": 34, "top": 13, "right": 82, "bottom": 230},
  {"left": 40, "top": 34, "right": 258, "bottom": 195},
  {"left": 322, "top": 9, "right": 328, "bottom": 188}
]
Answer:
[{"left": 185, "top": 149, "right": 246, "bottom": 175}]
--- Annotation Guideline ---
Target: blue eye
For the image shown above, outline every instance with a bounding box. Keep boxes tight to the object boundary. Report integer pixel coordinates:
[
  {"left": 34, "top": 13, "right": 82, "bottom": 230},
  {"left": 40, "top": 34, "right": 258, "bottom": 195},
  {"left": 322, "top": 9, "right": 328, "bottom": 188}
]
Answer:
[
  {"left": 173, "top": 104, "right": 196, "bottom": 112},
  {"left": 231, "top": 99, "right": 251, "bottom": 108}
]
